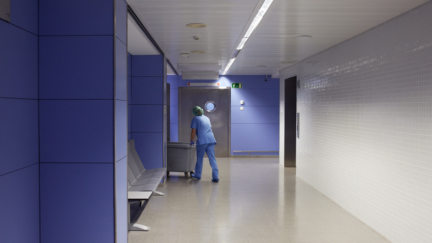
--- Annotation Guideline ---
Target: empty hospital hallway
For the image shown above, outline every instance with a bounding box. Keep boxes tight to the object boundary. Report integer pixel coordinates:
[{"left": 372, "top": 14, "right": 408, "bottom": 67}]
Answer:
[{"left": 129, "top": 158, "right": 388, "bottom": 243}]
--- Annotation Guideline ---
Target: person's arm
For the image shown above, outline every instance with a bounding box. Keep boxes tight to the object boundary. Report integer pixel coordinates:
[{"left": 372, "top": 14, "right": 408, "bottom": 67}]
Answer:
[{"left": 191, "top": 128, "right": 196, "bottom": 142}]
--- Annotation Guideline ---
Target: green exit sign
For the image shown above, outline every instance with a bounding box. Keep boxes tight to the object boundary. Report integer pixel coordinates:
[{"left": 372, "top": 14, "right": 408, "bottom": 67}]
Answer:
[{"left": 231, "top": 83, "right": 242, "bottom": 88}]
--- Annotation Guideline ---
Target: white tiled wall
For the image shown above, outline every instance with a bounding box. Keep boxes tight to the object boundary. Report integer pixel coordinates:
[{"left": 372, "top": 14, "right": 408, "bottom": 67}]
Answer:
[{"left": 279, "top": 2, "right": 432, "bottom": 242}]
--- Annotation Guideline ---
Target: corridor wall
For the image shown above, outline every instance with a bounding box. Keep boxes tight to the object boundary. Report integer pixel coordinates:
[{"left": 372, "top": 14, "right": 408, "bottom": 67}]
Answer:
[
  {"left": 38, "top": 0, "right": 128, "bottom": 242},
  {"left": 167, "top": 75, "right": 279, "bottom": 156},
  {"left": 279, "top": 2, "right": 432, "bottom": 242},
  {"left": 128, "top": 55, "right": 167, "bottom": 170},
  {"left": 0, "top": 0, "right": 39, "bottom": 241}
]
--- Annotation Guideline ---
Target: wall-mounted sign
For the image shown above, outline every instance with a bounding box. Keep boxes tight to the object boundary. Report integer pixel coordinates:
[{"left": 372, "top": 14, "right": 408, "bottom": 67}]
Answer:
[
  {"left": 0, "top": 0, "right": 11, "bottom": 22},
  {"left": 187, "top": 83, "right": 220, "bottom": 87},
  {"left": 231, "top": 83, "right": 242, "bottom": 88}
]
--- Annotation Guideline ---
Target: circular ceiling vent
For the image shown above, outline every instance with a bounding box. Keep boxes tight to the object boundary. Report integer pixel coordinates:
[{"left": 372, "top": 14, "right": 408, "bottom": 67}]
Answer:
[{"left": 186, "top": 23, "right": 207, "bottom": 28}]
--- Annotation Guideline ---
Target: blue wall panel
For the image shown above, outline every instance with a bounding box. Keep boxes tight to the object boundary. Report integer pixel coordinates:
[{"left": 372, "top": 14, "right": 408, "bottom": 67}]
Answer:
[
  {"left": 170, "top": 106, "right": 178, "bottom": 124},
  {"left": 131, "top": 55, "right": 164, "bottom": 77},
  {"left": 131, "top": 77, "right": 163, "bottom": 104},
  {"left": 39, "top": 36, "right": 114, "bottom": 99},
  {"left": 116, "top": 40, "right": 127, "bottom": 101},
  {"left": 170, "top": 89, "right": 178, "bottom": 107},
  {"left": 115, "top": 0, "right": 127, "bottom": 45},
  {"left": 170, "top": 124, "right": 178, "bottom": 142},
  {"left": 0, "top": 165, "right": 39, "bottom": 242},
  {"left": 167, "top": 75, "right": 178, "bottom": 89},
  {"left": 231, "top": 124, "right": 279, "bottom": 152},
  {"left": 231, "top": 89, "right": 279, "bottom": 106},
  {"left": 0, "top": 99, "right": 38, "bottom": 175},
  {"left": 10, "top": 0, "right": 38, "bottom": 35},
  {"left": 115, "top": 157, "right": 128, "bottom": 243},
  {"left": 0, "top": 21, "right": 38, "bottom": 99},
  {"left": 39, "top": 0, "right": 113, "bottom": 36},
  {"left": 128, "top": 76, "right": 132, "bottom": 104},
  {"left": 231, "top": 106, "right": 279, "bottom": 124},
  {"left": 41, "top": 163, "right": 114, "bottom": 243},
  {"left": 131, "top": 105, "right": 163, "bottom": 133},
  {"left": 132, "top": 133, "right": 163, "bottom": 169},
  {"left": 40, "top": 100, "right": 113, "bottom": 163},
  {"left": 128, "top": 105, "right": 132, "bottom": 134},
  {"left": 116, "top": 100, "right": 127, "bottom": 161},
  {"left": 128, "top": 53, "right": 132, "bottom": 76}
]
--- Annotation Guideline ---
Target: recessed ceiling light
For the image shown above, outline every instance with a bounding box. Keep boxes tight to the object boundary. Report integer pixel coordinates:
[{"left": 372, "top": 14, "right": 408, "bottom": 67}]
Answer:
[
  {"left": 191, "top": 51, "right": 205, "bottom": 54},
  {"left": 181, "top": 53, "right": 189, "bottom": 57},
  {"left": 186, "top": 23, "right": 207, "bottom": 28},
  {"left": 295, "top": 35, "right": 313, "bottom": 39}
]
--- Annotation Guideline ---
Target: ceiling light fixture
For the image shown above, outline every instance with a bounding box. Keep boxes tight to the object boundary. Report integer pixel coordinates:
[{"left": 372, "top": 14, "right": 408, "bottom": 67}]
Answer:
[
  {"left": 186, "top": 23, "right": 207, "bottom": 28},
  {"left": 191, "top": 51, "right": 205, "bottom": 54},
  {"left": 222, "top": 0, "right": 274, "bottom": 75},
  {"left": 222, "top": 58, "right": 236, "bottom": 75}
]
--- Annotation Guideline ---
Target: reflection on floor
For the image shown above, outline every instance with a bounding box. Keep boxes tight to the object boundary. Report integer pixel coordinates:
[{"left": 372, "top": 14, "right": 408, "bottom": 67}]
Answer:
[{"left": 129, "top": 158, "right": 389, "bottom": 243}]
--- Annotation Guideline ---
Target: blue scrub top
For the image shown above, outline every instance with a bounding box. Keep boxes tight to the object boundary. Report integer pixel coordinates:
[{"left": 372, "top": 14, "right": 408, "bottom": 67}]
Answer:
[{"left": 190, "top": 115, "right": 217, "bottom": 145}]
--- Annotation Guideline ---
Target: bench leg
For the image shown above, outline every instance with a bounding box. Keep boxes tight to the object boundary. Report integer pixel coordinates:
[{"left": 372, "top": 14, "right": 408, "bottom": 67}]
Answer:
[
  {"left": 153, "top": 190, "right": 165, "bottom": 196},
  {"left": 129, "top": 223, "right": 150, "bottom": 231}
]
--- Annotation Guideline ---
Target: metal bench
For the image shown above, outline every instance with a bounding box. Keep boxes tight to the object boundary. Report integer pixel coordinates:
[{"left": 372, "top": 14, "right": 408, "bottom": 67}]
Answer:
[{"left": 127, "top": 139, "right": 166, "bottom": 231}]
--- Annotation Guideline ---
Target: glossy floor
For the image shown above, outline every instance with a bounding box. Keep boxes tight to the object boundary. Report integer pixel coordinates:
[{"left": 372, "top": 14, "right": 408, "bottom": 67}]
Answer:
[{"left": 129, "top": 158, "right": 389, "bottom": 243}]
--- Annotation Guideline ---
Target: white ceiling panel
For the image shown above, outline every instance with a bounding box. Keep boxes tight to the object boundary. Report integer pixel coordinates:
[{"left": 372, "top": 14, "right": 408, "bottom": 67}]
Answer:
[
  {"left": 127, "top": 13, "right": 159, "bottom": 55},
  {"left": 127, "top": 0, "right": 429, "bottom": 75}
]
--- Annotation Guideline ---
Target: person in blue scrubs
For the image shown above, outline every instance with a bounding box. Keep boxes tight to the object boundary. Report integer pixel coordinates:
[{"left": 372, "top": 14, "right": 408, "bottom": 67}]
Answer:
[{"left": 190, "top": 106, "right": 219, "bottom": 182}]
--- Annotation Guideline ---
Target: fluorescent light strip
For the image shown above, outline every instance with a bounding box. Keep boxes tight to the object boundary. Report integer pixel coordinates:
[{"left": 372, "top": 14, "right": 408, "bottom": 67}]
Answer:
[
  {"left": 223, "top": 0, "right": 274, "bottom": 75},
  {"left": 237, "top": 0, "right": 273, "bottom": 50},
  {"left": 222, "top": 58, "right": 236, "bottom": 75}
]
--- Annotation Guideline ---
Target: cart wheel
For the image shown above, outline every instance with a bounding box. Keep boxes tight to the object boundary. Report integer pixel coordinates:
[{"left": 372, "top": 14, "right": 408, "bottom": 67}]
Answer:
[{"left": 167, "top": 171, "right": 170, "bottom": 177}]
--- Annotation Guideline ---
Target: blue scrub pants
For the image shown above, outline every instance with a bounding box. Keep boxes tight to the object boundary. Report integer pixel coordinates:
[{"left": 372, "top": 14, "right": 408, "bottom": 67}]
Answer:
[{"left": 194, "top": 143, "right": 219, "bottom": 179}]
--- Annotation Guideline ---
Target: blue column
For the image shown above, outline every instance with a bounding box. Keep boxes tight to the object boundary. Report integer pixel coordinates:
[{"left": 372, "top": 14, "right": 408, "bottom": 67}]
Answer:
[
  {"left": 167, "top": 75, "right": 179, "bottom": 142},
  {"left": 0, "top": 0, "right": 39, "bottom": 242},
  {"left": 130, "top": 55, "right": 167, "bottom": 170},
  {"left": 38, "top": 0, "right": 127, "bottom": 242}
]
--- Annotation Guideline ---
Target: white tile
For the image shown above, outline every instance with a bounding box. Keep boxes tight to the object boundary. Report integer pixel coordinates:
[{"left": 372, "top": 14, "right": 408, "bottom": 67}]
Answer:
[{"left": 280, "top": 2, "right": 432, "bottom": 243}]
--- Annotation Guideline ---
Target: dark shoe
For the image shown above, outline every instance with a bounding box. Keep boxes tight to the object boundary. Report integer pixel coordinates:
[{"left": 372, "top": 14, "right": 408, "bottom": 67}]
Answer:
[
  {"left": 212, "top": 178, "right": 219, "bottom": 183},
  {"left": 190, "top": 173, "right": 201, "bottom": 180}
]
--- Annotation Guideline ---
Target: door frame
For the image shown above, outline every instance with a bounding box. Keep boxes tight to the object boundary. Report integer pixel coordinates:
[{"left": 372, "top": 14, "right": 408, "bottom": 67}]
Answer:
[{"left": 178, "top": 87, "right": 232, "bottom": 157}]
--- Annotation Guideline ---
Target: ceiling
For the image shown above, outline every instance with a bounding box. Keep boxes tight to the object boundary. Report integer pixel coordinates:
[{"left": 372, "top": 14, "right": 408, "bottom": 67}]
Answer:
[
  {"left": 127, "top": 0, "right": 429, "bottom": 76},
  {"left": 128, "top": 14, "right": 176, "bottom": 74},
  {"left": 127, "top": 14, "right": 159, "bottom": 55}
]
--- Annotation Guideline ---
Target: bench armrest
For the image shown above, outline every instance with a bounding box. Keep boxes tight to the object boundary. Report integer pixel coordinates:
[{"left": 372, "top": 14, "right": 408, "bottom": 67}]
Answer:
[{"left": 128, "top": 191, "right": 152, "bottom": 200}]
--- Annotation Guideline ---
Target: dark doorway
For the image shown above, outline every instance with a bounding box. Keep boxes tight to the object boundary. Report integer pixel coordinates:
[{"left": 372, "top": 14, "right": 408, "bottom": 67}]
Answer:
[{"left": 284, "top": 76, "right": 297, "bottom": 167}]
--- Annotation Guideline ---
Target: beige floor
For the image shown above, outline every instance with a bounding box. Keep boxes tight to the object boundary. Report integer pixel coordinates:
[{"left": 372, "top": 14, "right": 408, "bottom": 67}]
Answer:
[{"left": 129, "top": 158, "right": 389, "bottom": 243}]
